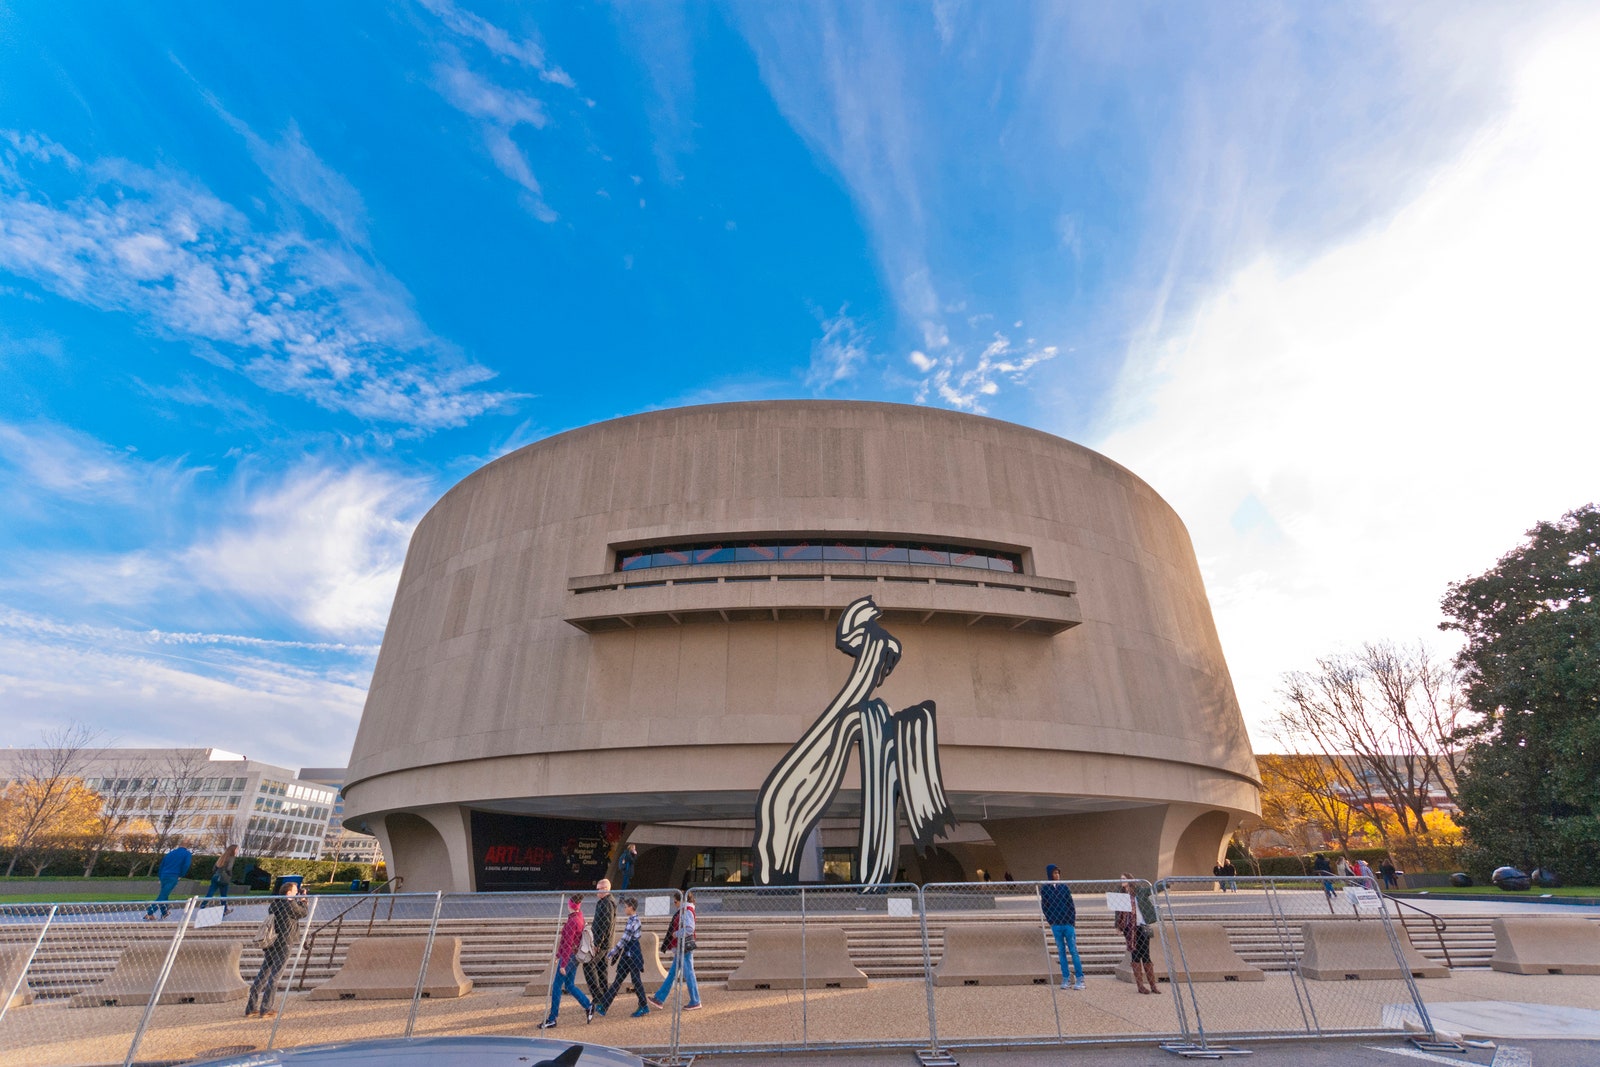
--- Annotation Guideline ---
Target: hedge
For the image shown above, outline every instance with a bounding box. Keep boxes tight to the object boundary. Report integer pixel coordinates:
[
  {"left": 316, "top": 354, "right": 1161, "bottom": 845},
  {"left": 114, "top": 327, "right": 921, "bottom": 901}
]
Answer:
[
  {"left": 0, "top": 849, "right": 383, "bottom": 885},
  {"left": 1235, "top": 848, "right": 1393, "bottom": 879}
]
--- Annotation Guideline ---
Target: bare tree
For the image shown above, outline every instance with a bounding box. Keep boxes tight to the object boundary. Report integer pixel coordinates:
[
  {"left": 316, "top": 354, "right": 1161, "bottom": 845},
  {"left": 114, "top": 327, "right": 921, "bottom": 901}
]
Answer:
[
  {"left": 1, "top": 724, "right": 101, "bottom": 877},
  {"left": 146, "top": 750, "right": 213, "bottom": 856},
  {"left": 80, "top": 756, "right": 154, "bottom": 877},
  {"left": 241, "top": 822, "right": 300, "bottom": 859},
  {"left": 1275, "top": 641, "right": 1471, "bottom": 847}
]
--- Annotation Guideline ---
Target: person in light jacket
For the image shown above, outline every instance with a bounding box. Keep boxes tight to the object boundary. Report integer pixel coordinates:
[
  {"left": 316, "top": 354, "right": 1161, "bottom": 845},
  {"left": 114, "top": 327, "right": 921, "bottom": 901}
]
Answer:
[
  {"left": 651, "top": 890, "right": 700, "bottom": 1009},
  {"left": 539, "top": 894, "right": 594, "bottom": 1029}
]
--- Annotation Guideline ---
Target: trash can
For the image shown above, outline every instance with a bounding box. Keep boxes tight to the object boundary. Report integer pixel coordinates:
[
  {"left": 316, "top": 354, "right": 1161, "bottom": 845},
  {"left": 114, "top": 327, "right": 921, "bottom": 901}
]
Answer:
[{"left": 273, "top": 874, "right": 305, "bottom": 895}]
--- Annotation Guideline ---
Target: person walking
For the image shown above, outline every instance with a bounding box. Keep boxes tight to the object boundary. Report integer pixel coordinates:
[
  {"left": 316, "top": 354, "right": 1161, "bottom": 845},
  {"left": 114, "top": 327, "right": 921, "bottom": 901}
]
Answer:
[
  {"left": 1115, "top": 873, "right": 1159, "bottom": 994},
  {"left": 1220, "top": 858, "right": 1238, "bottom": 892},
  {"left": 539, "top": 895, "right": 594, "bottom": 1030},
  {"left": 618, "top": 844, "right": 638, "bottom": 891},
  {"left": 246, "top": 880, "right": 308, "bottom": 1018},
  {"left": 597, "top": 897, "right": 650, "bottom": 1018},
  {"left": 583, "top": 878, "right": 615, "bottom": 1004},
  {"left": 1039, "top": 864, "right": 1084, "bottom": 989},
  {"left": 144, "top": 842, "right": 193, "bottom": 919},
  {"left": 203, "top": 844, "right": 238, "bottom": 913},
  {"left": 651, "top": 890, "right": 700, "bottom": 1010},
  {"left": 1379, "top": 858, "right": 1399, "bottom": 890},
  {"left": 1313, "top": 853, "right": 1336, "bottom": 913}
]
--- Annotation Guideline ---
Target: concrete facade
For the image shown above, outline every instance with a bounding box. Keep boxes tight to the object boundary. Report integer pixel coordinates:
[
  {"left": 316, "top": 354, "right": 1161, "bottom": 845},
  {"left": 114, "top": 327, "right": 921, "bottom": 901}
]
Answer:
[{"left": 342, "top": 401, "right": 1259, "bottom": 890}]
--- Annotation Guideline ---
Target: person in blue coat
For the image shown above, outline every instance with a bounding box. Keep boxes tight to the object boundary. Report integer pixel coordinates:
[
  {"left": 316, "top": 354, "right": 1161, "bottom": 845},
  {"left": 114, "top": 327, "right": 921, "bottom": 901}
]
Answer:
[
  {"left": 617, "top": 843, "right": 637, "bottom": 891},
  {"left": 1039, "top": 864, "right": 1084, "bottom": 989},
  {"left": 145, "top": 843, "right": 193, "bottom": 919}
]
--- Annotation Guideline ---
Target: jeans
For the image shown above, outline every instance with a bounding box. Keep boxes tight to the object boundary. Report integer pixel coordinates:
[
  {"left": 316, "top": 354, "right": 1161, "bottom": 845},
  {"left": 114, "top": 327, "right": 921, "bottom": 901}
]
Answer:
[
  {"left": 547, "top": 956, "right": 591, "bottom": 1022},
  {"left": 1051, "top": 923, "right": 1083, "bottom": 983},
  {"left": 145, "top": 875, "right": 180, "bottom": 918},
  {"left": 601, "top": 949, "right": 647, "bottom": 1013},
  {"left": 655, "top": 948, "right": 699, "bottom": 1005},
  {"left": 203, "top": 876, "right": 231, "bottom": 908},
  {"left": 248, "top": 947, "right": 289, "bottom": 1012}
]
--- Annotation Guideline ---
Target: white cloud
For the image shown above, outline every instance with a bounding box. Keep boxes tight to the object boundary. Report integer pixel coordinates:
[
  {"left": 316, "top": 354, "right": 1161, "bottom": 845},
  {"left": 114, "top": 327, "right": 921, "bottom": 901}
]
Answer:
[
  {"left": 183, "top": 464, "right": 428, "bottom": 637},
  {"left": 432, "top": 61, "right": 559, "bottom": 222},
  {"left": 0, "top": 138, "right": 516, "bottom": 429},
  {"left": 419, "top": 0, "right": 576, "bottom": 88},
  {"left": 807, "top": 307, "right": 869, "bottom": 389},
  {"left": 911, "top": 332, "right": 1057, "bottom": 412},
  {"left": 1092, "top": 16, "right": 1600, "bottom": 744},
  {"left": 0, "top": 419, "right": 197, "bottom": 504}
]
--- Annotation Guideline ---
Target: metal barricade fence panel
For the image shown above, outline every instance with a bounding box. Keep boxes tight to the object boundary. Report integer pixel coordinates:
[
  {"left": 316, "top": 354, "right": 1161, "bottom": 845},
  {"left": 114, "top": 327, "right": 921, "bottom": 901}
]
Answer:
[
  {"left": 257, "top": 890, "right": 441, "bottom": 1052},
  {"left": 405, "top": 888, "right": 680, "bottom": 1057},
  {"left": 672, "top": 884, "right": 806, "bottom": 1055},
  {"left": 924, "top": 879, "right": 1182, "bottom": 1050},
  {"left": 784, "top": 884, "right": 926, "bottom": 1050},
  {"left": 1152, "top": 875, "right": 1434, "bottom": 1047},
  {"left": 0, "top": 896, "right": 197, "bottom": 1067}
]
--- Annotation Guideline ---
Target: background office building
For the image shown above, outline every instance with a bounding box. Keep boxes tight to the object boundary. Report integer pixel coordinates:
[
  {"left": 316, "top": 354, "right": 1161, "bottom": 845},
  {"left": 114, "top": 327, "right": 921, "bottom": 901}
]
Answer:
[
  {"left": 0, "top": 747, "right": 339, "bottom": 861},
  {"left": 298, "top": 767, "right": 386, "bottom": 865},
  {"left": 342, "top": 401, "right": 1262, "bottom": 892}
]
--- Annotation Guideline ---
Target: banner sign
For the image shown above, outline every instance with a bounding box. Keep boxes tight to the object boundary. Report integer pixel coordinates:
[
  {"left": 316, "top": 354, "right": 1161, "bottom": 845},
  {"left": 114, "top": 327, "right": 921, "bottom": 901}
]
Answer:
[{"left": 470, "top": 811, "right": 624, "bottom": 892}]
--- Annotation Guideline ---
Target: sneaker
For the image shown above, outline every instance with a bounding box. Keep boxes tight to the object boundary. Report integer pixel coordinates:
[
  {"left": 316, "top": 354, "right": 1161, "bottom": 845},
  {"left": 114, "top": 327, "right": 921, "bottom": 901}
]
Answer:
[
  {"left": 649, "top": 996, "right": 666, "bottom": 1008},
  {"left": 585, "top": 1004, "right": 595, "bottom": 1024},
  {"left": 538, "top": 1019, "right": 558, "bottom": 1030},
  {"left": 684, "top": 1002, "right": 702, "bottom": 1011},
  {"left": 1059, "top": 981, "right": 1072, "bottom": 990},
  {"left": 1072, "top": 980, "right": 1086, "bottom": 990},
  {"left": 631, "top": 1006, "right": 649, "bottom": 1018},
  {"left": 259, "top": 1009, "right": 278, "bottom": 1018}
]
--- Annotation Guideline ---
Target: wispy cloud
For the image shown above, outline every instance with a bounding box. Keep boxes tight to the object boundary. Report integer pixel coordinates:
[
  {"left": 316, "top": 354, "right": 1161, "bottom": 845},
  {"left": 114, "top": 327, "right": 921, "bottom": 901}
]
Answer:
[
  {"left": 420, "top": 1, "right": 582, "bottom": 223},
  {"left": 0, "top": 136, "right": 516, "bottom": 429},
  {"left": 419, "top": 0, "right": 575, "bottom": 87},
  {"left": 807, "top": 306, "right": 869, "bottom": 389},
  {"left": 1092, "top": 13, "right": 1600, "bottom": 743},
  {"left": 0, "top": 419, "right": 199, "bottom": 506},
  {"left": 908, "top": 332, "right": 1057, "bottom": 413}
]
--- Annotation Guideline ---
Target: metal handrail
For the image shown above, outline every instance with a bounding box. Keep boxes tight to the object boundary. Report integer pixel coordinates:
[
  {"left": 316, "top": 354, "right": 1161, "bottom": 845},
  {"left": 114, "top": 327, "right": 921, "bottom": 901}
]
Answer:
[
  {"left": 293, "top": 876, "right": 404, "bottom": 990},
  {"left": 1382, "top": 891, "right": 1454, "bottom": 969}
]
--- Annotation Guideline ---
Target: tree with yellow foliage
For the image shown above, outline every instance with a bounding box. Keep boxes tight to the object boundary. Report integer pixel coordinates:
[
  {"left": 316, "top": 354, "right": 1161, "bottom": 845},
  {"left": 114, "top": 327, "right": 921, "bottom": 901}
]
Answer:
[{"left": 0, "top": 724, "right": 100, "bottom": 877}]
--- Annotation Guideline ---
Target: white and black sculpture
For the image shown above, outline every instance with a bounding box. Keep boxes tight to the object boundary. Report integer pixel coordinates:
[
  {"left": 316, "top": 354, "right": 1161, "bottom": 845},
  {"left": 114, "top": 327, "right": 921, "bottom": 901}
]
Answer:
[{"left": 753, "top": 595, "right": 957, "bottom": 885}]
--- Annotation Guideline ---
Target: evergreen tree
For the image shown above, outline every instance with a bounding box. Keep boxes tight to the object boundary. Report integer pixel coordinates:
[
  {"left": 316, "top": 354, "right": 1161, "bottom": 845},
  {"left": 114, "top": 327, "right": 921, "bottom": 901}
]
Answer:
[{"left": 1441, "top": 504, "right": 1600, "bottom": 882}]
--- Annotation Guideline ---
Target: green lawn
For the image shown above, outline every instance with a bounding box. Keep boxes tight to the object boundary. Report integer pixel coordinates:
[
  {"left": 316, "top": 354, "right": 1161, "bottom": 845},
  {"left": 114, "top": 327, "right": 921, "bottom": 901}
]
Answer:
[{"left": 1399, "top": 884, "right": 1599, "bottom": 899}]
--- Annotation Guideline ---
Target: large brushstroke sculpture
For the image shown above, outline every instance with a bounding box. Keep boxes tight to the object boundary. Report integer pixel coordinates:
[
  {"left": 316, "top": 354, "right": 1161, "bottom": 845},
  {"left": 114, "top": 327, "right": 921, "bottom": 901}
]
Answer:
[{"left": 753, "top": 595, "right": 957, "bottom": 885}]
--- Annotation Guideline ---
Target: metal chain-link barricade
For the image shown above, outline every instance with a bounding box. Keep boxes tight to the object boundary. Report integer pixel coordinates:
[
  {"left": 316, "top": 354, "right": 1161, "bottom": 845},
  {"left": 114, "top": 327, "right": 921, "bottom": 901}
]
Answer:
[
  {"left": 1151, "top": 875, "right": 1436, "bottom": 1055},
  {"left": 404, "top": 888, "right": 680, "bottom": 1058},
  {"left": 673, "top": 882, "right": 924, "bottom": 1056},
  {"left": 922, "top": 879, "right": 1182, "bottom": 1053}
]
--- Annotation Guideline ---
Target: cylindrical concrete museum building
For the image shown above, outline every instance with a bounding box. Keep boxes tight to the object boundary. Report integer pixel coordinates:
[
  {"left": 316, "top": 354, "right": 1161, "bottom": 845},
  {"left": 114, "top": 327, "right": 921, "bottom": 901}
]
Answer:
[{"left": 343, "top": 401, "right": 1259, "bottom": 891}]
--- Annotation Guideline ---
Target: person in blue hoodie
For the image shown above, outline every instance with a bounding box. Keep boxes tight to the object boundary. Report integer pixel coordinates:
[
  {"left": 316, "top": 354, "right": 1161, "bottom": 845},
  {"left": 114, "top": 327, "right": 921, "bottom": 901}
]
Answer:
[
  {"left": 145, "top": 842, "right": 193, "bottom": 919},
  {"left": 1039, "top": 864, "right": 1084, "bottom": 989}
]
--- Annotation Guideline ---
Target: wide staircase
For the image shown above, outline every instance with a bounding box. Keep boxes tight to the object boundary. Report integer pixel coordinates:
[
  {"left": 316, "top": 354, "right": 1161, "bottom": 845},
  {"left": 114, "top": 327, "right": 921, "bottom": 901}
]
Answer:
[{"left": 1, "top": 903, "right": 1509, "bottom": 999}]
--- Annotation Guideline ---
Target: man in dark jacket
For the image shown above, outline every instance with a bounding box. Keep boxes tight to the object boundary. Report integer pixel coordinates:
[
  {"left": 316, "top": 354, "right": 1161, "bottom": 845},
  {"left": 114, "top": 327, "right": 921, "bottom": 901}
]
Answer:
[
  {"left": 584, "top": 877, "right": 615, "bottom": 1002},
  {"left": 618, "top": 844, "right": 637, "bottom": 890},
  {"left": 144, "top": 843, "right": 193, "bottom": 919},
  {"left": 1039, "top": 864, "right": 1083, "bottom": 989}
]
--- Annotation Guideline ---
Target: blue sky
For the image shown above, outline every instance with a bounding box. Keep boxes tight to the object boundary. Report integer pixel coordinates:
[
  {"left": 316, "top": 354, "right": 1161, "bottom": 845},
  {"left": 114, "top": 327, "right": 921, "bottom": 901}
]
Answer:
[{"left": 3, "top": 2, "right": 1597, "bottom": 769}]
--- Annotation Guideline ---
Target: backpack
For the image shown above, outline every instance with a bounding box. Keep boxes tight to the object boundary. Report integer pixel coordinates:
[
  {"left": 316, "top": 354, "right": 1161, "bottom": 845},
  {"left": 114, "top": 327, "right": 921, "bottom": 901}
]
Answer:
[{"left": 574, "top": 922, "right": 595, "bottom": 963}]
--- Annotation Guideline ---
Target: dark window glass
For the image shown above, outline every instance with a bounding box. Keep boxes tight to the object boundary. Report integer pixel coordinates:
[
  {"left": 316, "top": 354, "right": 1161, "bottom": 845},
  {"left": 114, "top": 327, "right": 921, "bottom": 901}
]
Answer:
[
  {"left": 619, "top": 551, "right": 652, "bottom": 571},
  {"left": 694, "top": 545, "right": 734, "bottom": 564},
  {"left": 909, "top": 545, "right": 950, "bottom": 566},
  {"left": 868, "top": 543, "right": 908, "bottom": 563},
  {"left": 824, "top": 542, "right": 865, "bottom": 561},
  {"left": 736, "top": 543, "right": 778, "bottom": 562},
  {"left": 988, "top": 555, "right": 1019, "bottom": 573},
  {"left": 781, "top": 542, "right": 822, "bottom": 561}
]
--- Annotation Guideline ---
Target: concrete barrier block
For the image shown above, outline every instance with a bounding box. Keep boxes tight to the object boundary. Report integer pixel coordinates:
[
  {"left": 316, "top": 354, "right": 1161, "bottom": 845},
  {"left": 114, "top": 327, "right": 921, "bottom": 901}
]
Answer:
[
  {"left": 307, "top": 936, "right": 473, "bottom": 1000},
  {"left": 1114, "top": 922, "right": 1264, "bottom": 984},
  {"left": 726, "top": 925, "right": 868, "bottom": 990},
  {"left": 932, "top": 921, "right": 1053, "bottom": 986},
  {"left": 1298, "top": 920, "right": 1448, "bottom": 981},
  {"left": 1, "top": 946, "right": 38, "bottom": 1009},
  {"left": 1489, "top": 917, "right": 1600, "bottom": 975},
  {"left": 67, "top": 940, "right": 249, "bottom": 1007}
]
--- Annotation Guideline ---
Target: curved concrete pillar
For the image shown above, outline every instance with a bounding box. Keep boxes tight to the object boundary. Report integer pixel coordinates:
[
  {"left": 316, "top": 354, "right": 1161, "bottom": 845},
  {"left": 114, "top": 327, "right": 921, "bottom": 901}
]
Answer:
[
  {"left": 378, "top": 806, "right": 473, "bottom": 893},
  {"left": 1167, "top": 808, "right": 1233, "bottom": 877}
]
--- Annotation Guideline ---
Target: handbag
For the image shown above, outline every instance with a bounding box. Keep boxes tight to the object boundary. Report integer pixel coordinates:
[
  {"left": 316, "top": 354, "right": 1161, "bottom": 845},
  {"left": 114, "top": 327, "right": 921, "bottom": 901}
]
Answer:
[{"left": 575, "top": 923, "right": 595, "bottom": 963}]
